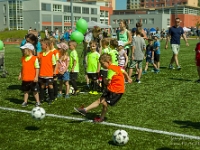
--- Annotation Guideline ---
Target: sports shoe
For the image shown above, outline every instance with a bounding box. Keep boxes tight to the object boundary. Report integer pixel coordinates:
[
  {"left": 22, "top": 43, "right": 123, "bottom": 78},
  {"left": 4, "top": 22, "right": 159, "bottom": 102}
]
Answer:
[
  {"left": 35, "top": 102, "right": 41, "bottom": 107},
  {"left": 135, "top": 79, "right": 141, "bottom": 83},
  {"left": 22, "top": 102, "right": 28, "bottom": 107},
  {"left": 142, "top": 71, "right": 147, "bottom": 74},
  {"left": 154, "top": 69, "right": 160, "bottom": 74},
  {"left": 74, "top": 90, "right": 80, "bottom": 95},
  {"left": 92, "top": 91, "right": 99, "bottom": 95},
  {"left": 57, "top": 93, "right": 62, "bottom": 98},
  {"left": 65, "top": 94, "right": 70, "bottom": 99},
  {"left": 74, "top": 107, "right": 87, "bottom": 116},
  {"left": 177, "top": 66, "right": 181, "bottom": 70},
  {"left": 93, "top": 117, "right": 104, "bottom": 123},
  {"left": 169, "top": 64, "right": 175, "bottom": 69}
]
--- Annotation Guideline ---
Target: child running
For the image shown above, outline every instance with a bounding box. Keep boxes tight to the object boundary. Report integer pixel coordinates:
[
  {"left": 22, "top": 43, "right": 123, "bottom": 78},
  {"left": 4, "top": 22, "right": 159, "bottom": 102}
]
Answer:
[
  {"left": 86, "top": 41, "right": 100, "bottom": 95},
  {"left": 74, "top": 53, "right": 132, "bottom": 122},
  {"left": 56, "top": 42, "right": 70, "bottom": 98},
  {"left": 18, "top": 43, "right": 40, "bottom": 107},
  {"left": 195, "top": 41, "right": 200, "bottom": 83}
]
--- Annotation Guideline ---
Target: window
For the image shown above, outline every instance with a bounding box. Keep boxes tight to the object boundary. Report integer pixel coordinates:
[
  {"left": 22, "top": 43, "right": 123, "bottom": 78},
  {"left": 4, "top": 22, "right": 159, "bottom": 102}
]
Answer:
[
  {"left": 4, "top": 16, "right": 6, "bottom": 24},
  {"left": 74, "top": 16, "right": 80, "bottom": 22},
  {"left": 53, "top": 4, "right": 62, "bottom": 12},
  {"left": 82, "top": 17, "right": 89, "bottom": 22},
  {"left": 91, "top": 8, "right": 97, "bottom": 14},
  {"left": 105, "top": 11, "right": 108, "bottom": 17},
  {"left": 82, "top": 7, "right": 89, "bottom": 14},
  {"left": 3, "top": 5, "right": 6, "bottom": 13},
  {"left": 41, "top": 3, "right": 51, "bottom": 11},
  {"left": 91, "top": 18, "right": 97, "bottom": 22},
  {"left": 130, "top": 19, "right": 134, "bottom": 24},
  {"left": 64, "top": 5, "right": 71, "bottom": 12},
  {"left": 64, "top": 16, "right": 71, "bottom": 22},
  {"left": 142, "top": 19, "right": 147, "bottom": 24},
  {"left": 148, "top": 18, "right": 154, "bottom": 24},
  {"left": 112, "top": 19, "right": 116, "bottom": 24},
  {"left": 167, "top": 18, "right": 170, "bottom": 26},
  {"left": 73, "top": 6, "right": 81, "bottom": 13}
]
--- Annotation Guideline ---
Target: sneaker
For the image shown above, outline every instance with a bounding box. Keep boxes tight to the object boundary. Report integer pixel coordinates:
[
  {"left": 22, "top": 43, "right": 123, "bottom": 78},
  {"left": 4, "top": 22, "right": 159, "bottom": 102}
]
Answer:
[
  {"left": 135, "top": 79, "right": 141, "bottom": 83},
  {"left": 35, "top": 102, "right": 41, "bottom": 107},
  {"left": 142, "top": 71, "right": 147, "bottom": 74},
  {"left": 154, "top": 69, "right": 160, "bottom": 74},
  {"left": 169, "top": 64, "right": 175, "bottom": 69},
  {"left": 74, "top": 107, "right": 87, "bottom": 116},
  {"left": 151, "top": 69, "right": 155, "bottom": 72},
  {"left": 92, "top": 91, "right": 99, "bottom": 95},
  {"left": 74, "top": 90, "right": 80, "bottom": 95},
  {"left": 65, "top": 94, "right": 70, "bottom": 99},
  {"left": 57, "top": 93, "right": 62, "bottom": 98},
  {"left": 93, "top": 116, "right": 104, "bottom": 123},
  {"left": 89, "top": 91, "right": 93, "bottom": 94},
  {"left": 22, "top": 102, "right": 28, "bottom": 107},
  {"left": 177, "top": 66, "right": 181, "bottom": 70}
]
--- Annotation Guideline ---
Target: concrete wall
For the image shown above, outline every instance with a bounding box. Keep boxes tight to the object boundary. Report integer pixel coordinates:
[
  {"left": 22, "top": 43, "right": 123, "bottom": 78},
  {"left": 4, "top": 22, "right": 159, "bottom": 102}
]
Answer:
[{"left": 0, "top": 1, "right": 9, "bottom": 31}]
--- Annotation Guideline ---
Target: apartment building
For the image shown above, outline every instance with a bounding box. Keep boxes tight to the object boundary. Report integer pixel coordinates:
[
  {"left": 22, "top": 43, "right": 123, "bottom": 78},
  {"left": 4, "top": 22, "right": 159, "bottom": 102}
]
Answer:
[
  {"left": 127, "top": 0, "right": 198, "bottom": 9},
  {"left": 0, "top": 0, "right": 100, "bottom": 32}
]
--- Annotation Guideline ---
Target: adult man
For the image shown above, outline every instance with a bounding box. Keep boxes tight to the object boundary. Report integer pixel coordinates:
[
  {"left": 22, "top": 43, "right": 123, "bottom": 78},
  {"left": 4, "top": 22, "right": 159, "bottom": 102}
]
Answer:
[{"left": 165, "top": 18, "right": 189, "bottom": 70}]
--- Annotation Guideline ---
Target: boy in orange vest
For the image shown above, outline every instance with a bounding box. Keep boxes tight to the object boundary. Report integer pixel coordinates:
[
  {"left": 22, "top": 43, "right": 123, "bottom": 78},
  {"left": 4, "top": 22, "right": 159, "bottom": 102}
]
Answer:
[
  {"left": 18, "top": 43, "right": 40, "bottom": 107},
  {"left": 74, "top": 53, "right": 132, "bottom": 122},
  {"left": 38, "top": 38, "right": 57, "bottom": 105}
]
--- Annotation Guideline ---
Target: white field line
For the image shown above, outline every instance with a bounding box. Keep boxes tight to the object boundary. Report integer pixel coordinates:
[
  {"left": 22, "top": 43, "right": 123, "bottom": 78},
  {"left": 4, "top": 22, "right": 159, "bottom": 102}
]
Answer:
[{"left": 1, "top": 106, "right": 200, "bottom": 140}]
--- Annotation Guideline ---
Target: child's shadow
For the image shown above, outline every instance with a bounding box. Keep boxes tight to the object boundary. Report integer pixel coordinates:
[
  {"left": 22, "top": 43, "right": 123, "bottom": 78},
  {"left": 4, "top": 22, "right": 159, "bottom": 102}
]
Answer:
[
  {"left": 7, "top": 85, "right": 21, "bottom": 90},
  {"left": 6, "top": 98, "right": 34, "bottom": 105}
]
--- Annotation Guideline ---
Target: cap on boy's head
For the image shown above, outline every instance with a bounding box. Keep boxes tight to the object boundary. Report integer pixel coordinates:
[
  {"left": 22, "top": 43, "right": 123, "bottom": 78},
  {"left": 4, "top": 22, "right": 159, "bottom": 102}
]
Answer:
[
  {"left": 118, "top": 41, "right": 124, "bottom": 46},
  {"left": 148, "top": 38, "right": 154, "bottom": 41},
  {"left": 20, "top": 43, "right": 34, "bottom": 50},
  {"left": 131, "top": 28, "right": 137, "bottom": 32},
  {"left": 57, "top": 42, "right": 69, "bottom": 50}
]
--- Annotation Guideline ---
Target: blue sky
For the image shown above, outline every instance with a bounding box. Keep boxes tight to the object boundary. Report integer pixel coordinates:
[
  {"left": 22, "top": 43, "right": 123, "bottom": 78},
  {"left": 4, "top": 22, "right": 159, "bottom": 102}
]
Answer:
[{"left": 116, "top": 0, "right": 127, "bottom": 10}]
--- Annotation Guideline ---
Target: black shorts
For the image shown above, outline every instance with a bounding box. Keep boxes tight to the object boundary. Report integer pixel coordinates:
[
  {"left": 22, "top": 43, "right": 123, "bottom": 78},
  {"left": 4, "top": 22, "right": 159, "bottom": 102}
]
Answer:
[
  {"left": 87, "top": 73, "right": 98, "bottom": 80},
  {"left": 70, "top": 72, "right": 78, "bottom": 80},
  {"left": 39, "top": 78, "right": 54, "bottom": 85},
  {"left": 154, "top": 54, "right": 160, "bottom": 62},
  {"left": 100, "top": 70, "right": 108, "bottom": 78},
  {"left": 22, "top": 81, "right": 39, "bottom": 92},
  {"left": 101, "top": 90, "right": 123, "bottom": 106}
]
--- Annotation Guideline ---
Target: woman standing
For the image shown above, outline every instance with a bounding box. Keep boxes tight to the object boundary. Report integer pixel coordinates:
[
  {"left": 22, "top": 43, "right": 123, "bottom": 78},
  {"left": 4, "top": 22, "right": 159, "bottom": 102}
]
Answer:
[{"left": 117, "top": 20, "right": 132, "bottom": 57}]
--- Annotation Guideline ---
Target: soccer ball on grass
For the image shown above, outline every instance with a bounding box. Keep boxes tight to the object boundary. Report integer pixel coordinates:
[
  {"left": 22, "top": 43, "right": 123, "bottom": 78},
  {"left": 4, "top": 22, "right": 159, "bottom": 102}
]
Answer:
[
  {"left": 31, "top": 107, "right": 46, "bottom": 120},
  {"left": 112, "top": 129, "right": 129, "bottom": 145}
]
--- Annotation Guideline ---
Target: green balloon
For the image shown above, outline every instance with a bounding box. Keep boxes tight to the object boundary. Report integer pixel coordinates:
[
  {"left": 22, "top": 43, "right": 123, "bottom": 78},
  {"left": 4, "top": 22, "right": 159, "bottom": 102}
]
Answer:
[
  {"left": 0, "top": 40, "right": 3, "bottom": 50},
  {"left": 76, "top": 18, "right": 88, "bottom": 33},
  {"left": 70, "top": 31, "right": 84, "bottom": 43},
  {"left": 77, "top": 28, "right": 87, "bottom": 34}
]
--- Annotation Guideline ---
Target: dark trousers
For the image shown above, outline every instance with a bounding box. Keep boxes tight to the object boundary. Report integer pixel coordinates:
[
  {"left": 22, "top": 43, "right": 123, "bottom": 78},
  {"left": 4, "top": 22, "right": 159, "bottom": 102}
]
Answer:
[{"left": 70, "top": 72, "right": 78, "bottom": 91}]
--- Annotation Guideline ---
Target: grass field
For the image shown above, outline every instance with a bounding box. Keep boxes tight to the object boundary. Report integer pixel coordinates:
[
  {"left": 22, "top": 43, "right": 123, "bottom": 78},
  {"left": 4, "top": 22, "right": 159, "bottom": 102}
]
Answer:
[{"left": 1, "top": 40, "right": 200, "bottom": 150}]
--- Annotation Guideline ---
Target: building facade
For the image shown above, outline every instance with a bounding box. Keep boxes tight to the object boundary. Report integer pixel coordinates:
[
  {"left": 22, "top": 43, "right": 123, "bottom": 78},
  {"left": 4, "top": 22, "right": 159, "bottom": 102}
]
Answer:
[
  {"left": 127, "top": 0, "right": 198, "bottom": 9},
  {"left": 110, "top": 5, "right": 200, "bottom": 31},
  {"left": 67, "top": 0, "right": 113, "bottom": 24},
  {"left": 0, "top": 0, "right": 100, "bottom": 32}
]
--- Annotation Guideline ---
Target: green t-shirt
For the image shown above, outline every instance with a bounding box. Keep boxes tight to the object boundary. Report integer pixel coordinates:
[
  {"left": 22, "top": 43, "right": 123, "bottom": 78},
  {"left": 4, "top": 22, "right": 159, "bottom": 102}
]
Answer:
[
  {"left": 86, "top": 51, "right": 100, "bottom": 73},
  {"left": 101, "top": 47, "right": 110, "bottom": 70},
  {"left": 69, "top": 50, "right": 79, "bottom": 72},
  {"left": 109, "top": 49, "right": 119, "bottom": 66}
]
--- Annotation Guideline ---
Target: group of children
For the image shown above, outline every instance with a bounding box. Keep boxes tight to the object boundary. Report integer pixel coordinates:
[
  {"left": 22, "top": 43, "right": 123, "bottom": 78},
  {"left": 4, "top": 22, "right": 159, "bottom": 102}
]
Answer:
[{"left": 19, "top": 37, "right": 79, "bottom": 107}]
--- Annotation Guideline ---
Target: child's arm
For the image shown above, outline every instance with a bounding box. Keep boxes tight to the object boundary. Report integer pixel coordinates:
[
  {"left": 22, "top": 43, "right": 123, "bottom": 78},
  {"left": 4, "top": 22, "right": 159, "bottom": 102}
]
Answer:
[
  {"left": 124, "top": 52, "right": 128, "bottom": 67},
  {"left": 65, "top": 56, "right": 70, "bottom": 72},
  {"left": 131, "top": 45, "right": 135, "bottom": 60},
  {"left": 72, "top": 60, "right": 77, "bottom": 72},
  {"left": 151, "top": 50, "right": 154, "bottom": 60},
  {"left": 18, "top": 68, "right": 22, "bottom": 80},
  {"left": 122, "top": 69, "right": 132, "bottom": 83},
  {"left": 34, "top": 68, "right": 39, "bottom": 82}
]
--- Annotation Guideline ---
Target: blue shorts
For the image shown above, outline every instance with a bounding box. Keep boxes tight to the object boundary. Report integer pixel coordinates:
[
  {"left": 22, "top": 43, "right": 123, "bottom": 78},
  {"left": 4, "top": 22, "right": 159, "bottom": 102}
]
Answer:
[
  {"left": 58, "top": 72, "right": 70, "bottom": 81},
  {"left": 146, "top": 57, "right": 154, "bottom": 63}
]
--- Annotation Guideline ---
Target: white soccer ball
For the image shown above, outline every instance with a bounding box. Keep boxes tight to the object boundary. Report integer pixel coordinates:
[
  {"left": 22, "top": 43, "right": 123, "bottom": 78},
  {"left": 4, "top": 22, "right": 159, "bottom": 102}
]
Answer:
[
  {"left": 31, "top": 107, "right": 46, "bottom": 120},
  {"left": 112, "top": 129, "right": 129, "bottom": 145},
  {"left": 69, "top": 86, "right": 75, "bottom": 94}
]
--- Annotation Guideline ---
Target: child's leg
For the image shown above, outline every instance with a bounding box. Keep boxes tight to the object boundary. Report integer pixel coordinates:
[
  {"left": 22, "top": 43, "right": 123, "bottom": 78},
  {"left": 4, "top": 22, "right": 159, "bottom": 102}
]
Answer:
[
  {"left": 23, "top": 91, "right": 29, "bottom": 103},
  {"left": 39, "top": 80, "right": 45, "bottom": 102},
  {"left": 53, "top": 76, "right": 58, "bottom": 98},
  {"left": 33, "top": 92, "right": 40, "bottom": 103},
  {"left": 128, "top": 68, "right": 133, "bottom": 77},
  {"left": 85, "top": 98, "right": 103, "bottom": 112},
  {"left": 58, "top": 80, "right": 63, "bottom": 94},
  {"left": 70, "top": 72, "right": 78, "bottom": 91},
  {"left": 197, "top": 66, "right": 200, "bottom": 79},
  {"left": 99, "top": 100, "right": 108, "bottom": 120},
  {"left": 48, "top": 79, "right": 55, "bottom": 101},
  {"left": 65, "top": 81, "right": 69, "bottom": 95},
  {"left": 144, "top": 62, "right": 149, "bottom": 71}
]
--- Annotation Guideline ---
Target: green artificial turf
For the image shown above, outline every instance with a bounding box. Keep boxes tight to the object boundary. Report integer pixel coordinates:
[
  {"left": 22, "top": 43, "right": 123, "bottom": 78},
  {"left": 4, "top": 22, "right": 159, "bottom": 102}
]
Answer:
[{"left": 1, "top": 40, "right": 200, "bottom": 150}]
